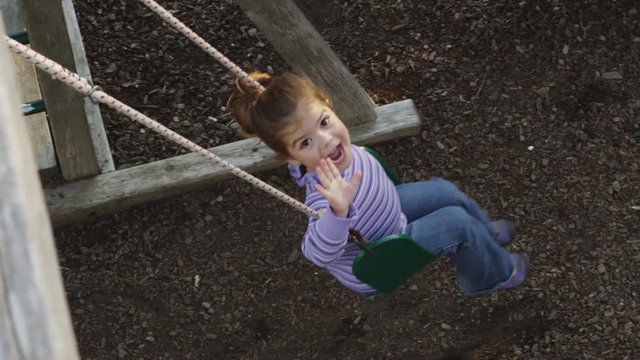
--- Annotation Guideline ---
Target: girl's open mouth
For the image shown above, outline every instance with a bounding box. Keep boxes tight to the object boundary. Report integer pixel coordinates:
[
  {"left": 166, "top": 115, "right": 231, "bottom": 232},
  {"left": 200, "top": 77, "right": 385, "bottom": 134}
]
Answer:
[{"left": 328, "top": 144, "right": 344, "bottom": 164}]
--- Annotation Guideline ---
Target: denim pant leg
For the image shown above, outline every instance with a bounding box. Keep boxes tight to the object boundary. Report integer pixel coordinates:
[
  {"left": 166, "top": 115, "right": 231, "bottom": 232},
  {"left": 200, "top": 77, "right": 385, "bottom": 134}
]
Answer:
[
  {"left": 397, "top": 179, "right": 514, "bottom": 294},
  {"left": 396, "top": 178, "right": 493, "bottom": 228}
]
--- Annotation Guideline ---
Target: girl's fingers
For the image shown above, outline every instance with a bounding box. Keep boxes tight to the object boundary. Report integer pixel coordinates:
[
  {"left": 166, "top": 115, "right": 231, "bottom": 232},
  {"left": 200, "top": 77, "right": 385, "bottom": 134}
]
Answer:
[
  {"left": 327, "top": 159, "right": 341, "bottom": 178},
  {"left": 319, "top": 159, "right": 335, "bottom": 182},
  {"left": 316, "top": 158, "right": 351, "bottom": 189},
  {"left": 316, "top": 163, "right": 329, "bottom": 186},
  {"left": 322, "top": 159, "right": 335, "bottom": 178},
  {"left": 315, "top": 183, "right": 330, "bottom": 199}
]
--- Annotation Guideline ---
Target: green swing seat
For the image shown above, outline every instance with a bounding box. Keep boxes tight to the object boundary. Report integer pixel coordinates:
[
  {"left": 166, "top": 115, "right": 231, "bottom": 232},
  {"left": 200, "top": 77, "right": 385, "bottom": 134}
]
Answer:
[{"left": 351, "top": 148, "right": 438, "bottom": 293}]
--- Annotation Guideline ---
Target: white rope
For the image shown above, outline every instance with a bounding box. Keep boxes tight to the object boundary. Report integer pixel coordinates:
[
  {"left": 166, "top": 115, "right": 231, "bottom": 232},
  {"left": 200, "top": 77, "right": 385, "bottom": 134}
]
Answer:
[
  {"left": 5, "top": 36, "right": 320, "bottom": 219},
  {"left": 139, "top": 0, "right": 265, "bottom": 93}
]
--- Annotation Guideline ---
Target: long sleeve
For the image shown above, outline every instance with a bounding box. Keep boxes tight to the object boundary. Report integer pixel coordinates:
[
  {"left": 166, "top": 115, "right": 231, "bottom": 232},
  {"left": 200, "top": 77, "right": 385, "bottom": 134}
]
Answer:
[{"left": 301, "top": 197, "right": 359, "bottom": 266}]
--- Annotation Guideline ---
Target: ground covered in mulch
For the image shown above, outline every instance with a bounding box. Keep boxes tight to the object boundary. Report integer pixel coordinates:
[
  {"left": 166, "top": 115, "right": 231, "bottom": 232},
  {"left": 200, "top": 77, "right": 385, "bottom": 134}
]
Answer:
[{"left": 53, "top": 1, "right": 640, "bottom": 358}]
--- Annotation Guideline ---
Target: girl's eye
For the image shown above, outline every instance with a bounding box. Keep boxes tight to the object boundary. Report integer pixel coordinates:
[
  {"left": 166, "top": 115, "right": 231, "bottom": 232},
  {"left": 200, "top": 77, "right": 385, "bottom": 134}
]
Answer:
[
  {"left": 320, "top": 117, "right": 329, "bottom": 127},
  {"left": 300, "top": 139, "right": 311, "bottom": 149}
]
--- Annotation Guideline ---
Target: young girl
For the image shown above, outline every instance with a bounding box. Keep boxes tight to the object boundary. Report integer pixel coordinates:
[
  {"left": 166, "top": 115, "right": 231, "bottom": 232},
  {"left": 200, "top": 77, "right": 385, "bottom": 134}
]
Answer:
[{"left": 227, "top": 71, "right": 529, "bottom": 298}]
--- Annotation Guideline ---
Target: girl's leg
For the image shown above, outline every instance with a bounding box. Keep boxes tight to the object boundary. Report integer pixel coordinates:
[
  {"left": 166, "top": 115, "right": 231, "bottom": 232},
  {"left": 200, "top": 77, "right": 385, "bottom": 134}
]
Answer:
[
  {"left": 397, "top": 178, "right": 515, "bottom": 245},
  {"left": 405, "top": 205, "right": 527, "bottom": 294},
  {"left": 396, "top": 178, "right": 492, "bottom": 224}
]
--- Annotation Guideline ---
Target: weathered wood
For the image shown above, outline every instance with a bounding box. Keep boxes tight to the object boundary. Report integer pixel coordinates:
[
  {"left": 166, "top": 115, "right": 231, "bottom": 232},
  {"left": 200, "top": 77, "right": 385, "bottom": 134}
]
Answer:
[
  {"left": 12, "top": 53, "right": 57, "bottom": 170},
  {"left": 0, "top": 0, "right": 22, "bottom": 32},
  {"left": 61, "top": 0, "right": 114, "bottom": 174},
  {"left": 235, "top": 0, "right": 376, "bottom": 127},
  {"left": 0, "top": 17, "right": 80, "bottom": 360},
  {"left": 47, "top": 99, "right": 421, "bottom": 226},
  {"left": 2, "top": 0, "right": 57, "bottom": 171},
  {"left": 21, "top": 0, "right": 114, "bottom": 180}
]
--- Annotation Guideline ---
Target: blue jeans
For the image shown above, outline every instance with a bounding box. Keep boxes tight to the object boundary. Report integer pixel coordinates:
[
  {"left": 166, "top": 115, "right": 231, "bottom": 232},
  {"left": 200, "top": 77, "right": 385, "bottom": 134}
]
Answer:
[{"left": 397, "top": 178, "right": 514, "bottom": 295}]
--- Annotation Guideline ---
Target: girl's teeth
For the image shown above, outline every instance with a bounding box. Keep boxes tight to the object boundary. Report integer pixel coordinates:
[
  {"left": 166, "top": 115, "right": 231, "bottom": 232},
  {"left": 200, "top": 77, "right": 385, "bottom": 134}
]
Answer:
[{"left": 329, "top": 145, "right": 343, "bottom": 162}]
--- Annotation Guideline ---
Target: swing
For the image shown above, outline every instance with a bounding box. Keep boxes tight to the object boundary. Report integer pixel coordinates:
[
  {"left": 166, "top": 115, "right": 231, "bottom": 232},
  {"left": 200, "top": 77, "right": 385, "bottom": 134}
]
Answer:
[
  {"left": 351, "top": 147, "right": 438, "bottom": 294},
  {"left": 5, "top": 0, "right": 437, "bottom": 295},
  {"left": 352, "top": 234, "right": 437, "bottom": 293}
]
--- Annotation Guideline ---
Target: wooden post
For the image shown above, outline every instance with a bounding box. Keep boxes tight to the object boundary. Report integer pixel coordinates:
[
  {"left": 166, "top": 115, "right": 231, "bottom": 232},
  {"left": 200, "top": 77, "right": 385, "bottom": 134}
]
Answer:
[
  {"left": 1, "top": 0, "right": 57, "bottom": 170},
  {"left": 0, "top": 18, "right": 80, "bottom": 360},
  {"left": 235, "top": 0, "right": 376, "bottom": 126},
  {"left": 21, "top": 0, "right": 114, "bottom": 180}
]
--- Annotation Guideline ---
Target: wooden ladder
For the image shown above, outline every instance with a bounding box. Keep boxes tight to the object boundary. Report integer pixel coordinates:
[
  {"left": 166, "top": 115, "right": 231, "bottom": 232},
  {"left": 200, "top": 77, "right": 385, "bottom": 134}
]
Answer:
[{"left": 2, "top": 0, "right": 115, "bottom": 180}]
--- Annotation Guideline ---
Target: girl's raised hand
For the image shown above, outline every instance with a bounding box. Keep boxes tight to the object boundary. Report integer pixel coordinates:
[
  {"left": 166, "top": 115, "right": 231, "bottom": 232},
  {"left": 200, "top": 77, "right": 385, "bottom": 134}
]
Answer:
[{"left": 314, "top": 158, "right": 362, "bottom": 218}]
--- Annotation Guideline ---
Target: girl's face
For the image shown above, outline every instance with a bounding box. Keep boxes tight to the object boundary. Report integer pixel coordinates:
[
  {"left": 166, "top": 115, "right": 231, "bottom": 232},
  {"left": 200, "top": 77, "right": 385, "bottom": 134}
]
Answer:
[{"left": 279, "top": 97, "right": 353, "bottom": 172}]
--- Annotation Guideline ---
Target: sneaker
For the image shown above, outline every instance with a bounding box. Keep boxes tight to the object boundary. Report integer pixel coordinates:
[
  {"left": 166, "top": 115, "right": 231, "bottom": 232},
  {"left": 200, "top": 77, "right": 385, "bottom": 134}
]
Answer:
[
  {"left": 495, "top": 254, "right": 530, "bottom": 291},
  {"left": 490, "top": 219, "right": 516, "bottom": 246}
]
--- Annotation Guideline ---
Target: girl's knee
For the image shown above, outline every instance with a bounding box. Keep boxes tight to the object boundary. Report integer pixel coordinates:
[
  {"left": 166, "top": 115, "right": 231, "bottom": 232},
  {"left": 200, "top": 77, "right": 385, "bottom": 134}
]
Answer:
[
  {"left": 433, "top": 207, "right": 490, "bottom": 254},
  {"left": 429, "top": 178, "right": 466, "bottom": 200},
  {"left": 437, "top": 205, "right": 473, "bottom": 224}
]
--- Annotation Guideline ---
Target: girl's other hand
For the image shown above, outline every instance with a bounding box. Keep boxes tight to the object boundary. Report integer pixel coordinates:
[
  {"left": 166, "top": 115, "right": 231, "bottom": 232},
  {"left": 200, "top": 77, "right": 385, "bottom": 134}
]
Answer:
[{"left": 315, "top": 158, "right": 362, "bottom": 218}]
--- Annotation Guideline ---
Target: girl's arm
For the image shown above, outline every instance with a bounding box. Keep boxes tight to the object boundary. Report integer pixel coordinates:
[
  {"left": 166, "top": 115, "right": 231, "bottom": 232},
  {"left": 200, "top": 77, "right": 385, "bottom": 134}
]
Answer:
[
  {"left": 301, "top": 159, "right": 362, "bottom": 266},
  {"left": 301, "top": 193, "right": 358, "bottom": 266}
]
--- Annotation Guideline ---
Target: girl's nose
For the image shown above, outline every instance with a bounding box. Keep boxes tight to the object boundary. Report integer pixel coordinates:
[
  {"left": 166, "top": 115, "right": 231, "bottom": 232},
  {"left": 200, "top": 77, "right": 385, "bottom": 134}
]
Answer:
[{"left": 319, "top": 131, "right": 332, "bottom": 148}]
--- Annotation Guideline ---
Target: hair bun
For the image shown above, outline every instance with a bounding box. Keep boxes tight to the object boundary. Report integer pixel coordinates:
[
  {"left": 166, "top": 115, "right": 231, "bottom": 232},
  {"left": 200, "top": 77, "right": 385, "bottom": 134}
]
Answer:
[
  {"left": 227, "top": 71, "right": 273, "bottom": 137},
  {"left": 236, "top": 71, "right": 271, "bottom": 96}
]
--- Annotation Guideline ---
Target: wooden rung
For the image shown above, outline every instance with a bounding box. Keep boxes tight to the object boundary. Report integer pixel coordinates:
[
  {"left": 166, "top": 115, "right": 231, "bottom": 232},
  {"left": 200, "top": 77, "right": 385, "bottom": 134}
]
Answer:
[
  {"left": 22, "top": 99, "right": 46, "bottom": 115},
  {"left": 22, "top": 0, "right": 115, "bottom": 179},
  {"left": 46, "top": 99, "right": 422, "bottom": 227}
]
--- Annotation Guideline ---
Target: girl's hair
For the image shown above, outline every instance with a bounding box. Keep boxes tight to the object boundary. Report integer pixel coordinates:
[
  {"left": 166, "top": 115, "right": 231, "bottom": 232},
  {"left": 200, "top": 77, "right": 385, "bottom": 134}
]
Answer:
[{"left": 226, "top": 71, "right": 331, "bottom": 155}]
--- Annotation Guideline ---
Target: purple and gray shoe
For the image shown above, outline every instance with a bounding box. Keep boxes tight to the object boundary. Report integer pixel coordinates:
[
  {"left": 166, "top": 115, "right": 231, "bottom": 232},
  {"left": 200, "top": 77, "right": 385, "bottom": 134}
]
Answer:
[
  {"left": 490, "top": 219, "right": 516, "bottom": 246},
  {"left": 495, "top": 254, "right": 530, "bottom": 291}
]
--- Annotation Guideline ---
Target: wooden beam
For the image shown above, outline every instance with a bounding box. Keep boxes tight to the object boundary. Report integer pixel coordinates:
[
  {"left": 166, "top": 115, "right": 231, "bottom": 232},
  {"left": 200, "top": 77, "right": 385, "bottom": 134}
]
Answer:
[
  {"left": 47, "top": 99, "right": 421, "bottom": 226},
  {"left": 235, "top": 0, "right": 376, "bottom": 127},
  {"left": 2, "top": 0, "right": 57, "bottom": 171},
  {"left": 21, "top": 0, "right": 114, "bottom": 180},
  {"left": 0, "top": 17, "right": 80, "bottom": 360}
]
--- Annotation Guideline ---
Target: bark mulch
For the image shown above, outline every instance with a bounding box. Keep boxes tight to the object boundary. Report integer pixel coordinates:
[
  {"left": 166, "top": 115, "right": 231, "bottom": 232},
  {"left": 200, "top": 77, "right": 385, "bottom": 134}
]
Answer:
[{"left": 52, "top": 1, "right": 639, "bottom": 359}]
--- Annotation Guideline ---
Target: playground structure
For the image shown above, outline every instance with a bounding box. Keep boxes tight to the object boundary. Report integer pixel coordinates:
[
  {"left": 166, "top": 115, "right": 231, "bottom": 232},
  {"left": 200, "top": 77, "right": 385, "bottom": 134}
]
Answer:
[
  {"left": 7, "top": 0, "right": 422, "bottom": 227},
  {"left": 1, "top": 0, "right": 422, "bottom": 358}
]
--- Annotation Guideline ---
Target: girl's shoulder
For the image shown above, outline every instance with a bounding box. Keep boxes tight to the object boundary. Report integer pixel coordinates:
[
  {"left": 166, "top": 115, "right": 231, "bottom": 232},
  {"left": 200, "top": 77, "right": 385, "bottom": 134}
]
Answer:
[{"left": 288, "top": 163, "right": 318, "bottom": 189}]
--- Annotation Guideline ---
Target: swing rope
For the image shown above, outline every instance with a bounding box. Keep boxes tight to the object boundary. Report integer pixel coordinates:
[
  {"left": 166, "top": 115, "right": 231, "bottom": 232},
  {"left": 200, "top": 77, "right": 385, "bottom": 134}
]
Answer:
[
  {"left": 138, "top": 0, "right": 265, "bottom": 93},
  {"left": 4, "top": 36, "right": 319, "bottom": 219}
]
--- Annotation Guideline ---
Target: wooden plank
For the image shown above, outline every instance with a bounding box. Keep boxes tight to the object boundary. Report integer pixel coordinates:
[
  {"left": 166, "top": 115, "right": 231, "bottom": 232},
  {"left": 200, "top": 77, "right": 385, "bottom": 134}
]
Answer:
[
  {"left": 235, "top": 0, "right": 376, "bottom": 127},
  {"left": 12, "top": 53, "right": 58, "bottom": 170},
  {"left": 61, "top": 0, "right": 114, "bottom": 174},
  {"left": 47, "top": 99, "right": 421, "bottom": 226},
  {"left": 21, "top": 0, "right": 114, "bottom": 180},
  {"left": 2, "top": 0, "right": 57, "bottom": 171},
  {"left": 0, "top": 18, "right": 80, "bottom": 360}
]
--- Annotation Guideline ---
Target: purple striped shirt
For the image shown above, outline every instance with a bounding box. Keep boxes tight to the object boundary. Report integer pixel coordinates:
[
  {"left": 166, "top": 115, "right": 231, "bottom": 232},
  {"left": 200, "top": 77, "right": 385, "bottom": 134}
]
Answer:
[{"left": 289, "top": 145, "right": 407, "bottom": 295}]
